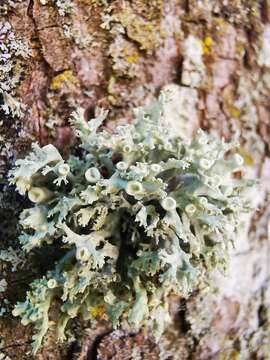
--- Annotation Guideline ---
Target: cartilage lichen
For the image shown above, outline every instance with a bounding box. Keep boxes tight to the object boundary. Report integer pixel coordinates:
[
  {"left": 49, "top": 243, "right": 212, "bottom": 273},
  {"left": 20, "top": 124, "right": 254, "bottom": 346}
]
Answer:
[{"left": 9, "top": 94, "right": 253, "bottom": 353}]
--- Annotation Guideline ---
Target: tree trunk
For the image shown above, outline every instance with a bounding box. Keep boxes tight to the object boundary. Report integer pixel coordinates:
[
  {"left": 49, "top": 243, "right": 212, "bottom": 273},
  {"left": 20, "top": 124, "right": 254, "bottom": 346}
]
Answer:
[{"left": 0, "top": 1, "right": 269, "bottom": 359}]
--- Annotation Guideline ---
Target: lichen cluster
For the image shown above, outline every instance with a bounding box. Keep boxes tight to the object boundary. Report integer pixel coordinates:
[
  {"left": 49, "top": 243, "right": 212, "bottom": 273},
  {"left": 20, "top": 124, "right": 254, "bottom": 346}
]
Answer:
[
  {"left": 40, "top": 0, "right": 73, "bottom": 16},
  {"left": 0, "top": 21, "right": 29, "bottom": 117},
  {"left": 9, "top": 94, "right": 252, "bottom": 353}
]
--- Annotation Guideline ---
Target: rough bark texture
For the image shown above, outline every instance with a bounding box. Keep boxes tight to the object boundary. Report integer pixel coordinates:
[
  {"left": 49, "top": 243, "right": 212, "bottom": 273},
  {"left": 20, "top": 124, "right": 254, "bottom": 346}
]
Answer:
[{"left": 0, "top": 0, "right": 270, "bottom": 359}]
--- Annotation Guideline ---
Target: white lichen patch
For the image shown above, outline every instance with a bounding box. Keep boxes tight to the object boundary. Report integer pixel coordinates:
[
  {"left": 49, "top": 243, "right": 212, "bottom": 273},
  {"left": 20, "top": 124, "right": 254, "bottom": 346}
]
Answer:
[
  {"left": 0, "top": 22, "right": 30, "bottom": 117},
  {"left": 62, "top": 23, "right": 96, "bottom": 49},
  {"left": 54, "top": 0, "right": 73, "bottom": 16},
  {"left": 108, "top": 34, "right": 142, "bottom": 78},
  {"left": 1, "top": 92, "right": 25, "bottom": 118},
  {"left": 0, "top": 279, "right": 7, "bottom": 293},
  {"left": 234, "top": 74, "right": 266, "bottom": 164},
  {"left": 257, "top": 25, "right": 270, "bottom": 68},
  {"left": 0, "top": 22, "right": 29, "bottom": 92},
  {"left": 181, "top": 35, "right": 206, "bottom": 88},
  {"left": 162, "top": 84, "right": 198, "bottom": 138}
]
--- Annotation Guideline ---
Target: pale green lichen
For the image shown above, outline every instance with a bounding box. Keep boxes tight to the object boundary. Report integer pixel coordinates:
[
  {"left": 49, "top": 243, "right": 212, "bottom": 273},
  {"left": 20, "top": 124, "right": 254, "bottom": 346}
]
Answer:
[{"left": 9, "top": 94, "right": 253, "bottom": 353}]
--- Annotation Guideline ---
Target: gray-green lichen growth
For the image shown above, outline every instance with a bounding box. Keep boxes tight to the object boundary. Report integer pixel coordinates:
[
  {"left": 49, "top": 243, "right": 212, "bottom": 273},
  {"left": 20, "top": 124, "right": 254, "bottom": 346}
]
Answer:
[{"left": 9, "top": 94, "right": 253, "bottom": 353}]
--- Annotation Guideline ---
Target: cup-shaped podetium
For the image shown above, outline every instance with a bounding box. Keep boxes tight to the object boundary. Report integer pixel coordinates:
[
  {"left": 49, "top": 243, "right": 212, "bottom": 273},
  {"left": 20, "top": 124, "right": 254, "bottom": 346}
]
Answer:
[
  {"left": 85, "top": 167, "right": 101, "bottom": 183},
  {"left": 161, "top": 196, "right": 177, "bottom": 211},
  {"left": 126, "top": 180, "right": 144, "bottom": 196},
  {"left": 28, "top": 187, "right": 54, "bottom": 203}
]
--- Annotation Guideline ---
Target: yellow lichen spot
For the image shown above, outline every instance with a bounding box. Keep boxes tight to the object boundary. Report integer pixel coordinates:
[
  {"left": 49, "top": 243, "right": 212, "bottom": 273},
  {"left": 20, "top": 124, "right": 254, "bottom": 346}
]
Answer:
[
  {"left": 203, "top": 45, "right": 209, "bottom": 54},
  {"left": 229, "top": 106, "right": 241, "bottom": 118},
  {"left": 230, "top": 350, "right": 240, "bottom": 360},
  {"left": 251, "top": 7, "right": 259, "bottom": 17},
  {"left": 218, "top": 348, "right": 239, "bottom": 360},
  {"left": 204, "top": 36, "right": 213, "bottom": 47},
  {"left": 203, "top": 36, "right": 213, "bottom": 55},
  {"left": 126, "top": 52, "right": 140, "bottom": 63},
  {"left": 50, "top": 70, "right": 77, "bottom": 90},
  {"left": 90, "top": 304, "right": 107, "bottom": 319},
  {"left": 238, "top": 148, "right": 253, "bottom": 166},
  {"left": 215, "top": 18, "right": 226, "bottom": 25},
  {"left": 117, "top": 5, "right": 159, "bottom": 52}
]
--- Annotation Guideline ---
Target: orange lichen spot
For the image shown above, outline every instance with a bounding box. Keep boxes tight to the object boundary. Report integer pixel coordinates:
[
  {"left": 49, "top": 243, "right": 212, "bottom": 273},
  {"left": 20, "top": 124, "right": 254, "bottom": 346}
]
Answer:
[
  {"left": 90, "top": 304, "right": 107, "bottom": 319},
  {"left": 50, "top": 70, "right": 77, "bottom": 90}
]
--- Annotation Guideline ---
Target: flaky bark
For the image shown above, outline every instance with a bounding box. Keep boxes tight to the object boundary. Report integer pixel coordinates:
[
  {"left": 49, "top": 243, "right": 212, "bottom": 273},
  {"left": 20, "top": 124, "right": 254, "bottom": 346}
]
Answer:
[{"left": 0, "top": 1, "right": 269, "bottom": 359}]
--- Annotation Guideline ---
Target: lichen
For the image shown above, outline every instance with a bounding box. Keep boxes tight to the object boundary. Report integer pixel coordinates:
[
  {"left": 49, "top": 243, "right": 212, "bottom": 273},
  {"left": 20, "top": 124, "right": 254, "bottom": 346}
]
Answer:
[
  {"left": 40, "top": 0, "right": 73, "bottom": 16},
  {"left": 257, "top": 25, "right": 270, "bottom": 68},
  {"left": 118, "top": 15, "right": 158, "bottom": 53},
  {"left": 108, "top": 35, "right": 142, "bottom": 78},
  {"left": 50, "top": 70, "right": 78, "bottom": 90},
  {"left": 0, "top": 0, "right": 22, "bottom": 16},
  {"left": 162, "top": 84, "right": 198, "bottom": 138},
  {"left": 108, "top": 3, "right": 162, "bottom": 53},
  {"left": 234, "top": 74, "right": 266, "bottom": 161},
  {"left": 0, "top": 21, "right": 30, "bottom": 117},
  {"left": 9, "top": 94, "right": 253, "bottom": 353},
  {"left": 202, "top": 36, "right": 213, "bottom": 55},
  {"left": 181, "top": 35, "right": 206, "bottom": 88},
  {"left": 62, "top": 24, "right": 96, "bottom": 49}
]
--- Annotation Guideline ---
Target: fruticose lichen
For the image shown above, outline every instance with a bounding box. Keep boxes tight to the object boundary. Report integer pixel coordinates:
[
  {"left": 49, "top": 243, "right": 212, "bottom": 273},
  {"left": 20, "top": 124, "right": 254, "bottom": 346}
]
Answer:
[{"left": 9, "top": 94, "right": 253, "bottom": 353}]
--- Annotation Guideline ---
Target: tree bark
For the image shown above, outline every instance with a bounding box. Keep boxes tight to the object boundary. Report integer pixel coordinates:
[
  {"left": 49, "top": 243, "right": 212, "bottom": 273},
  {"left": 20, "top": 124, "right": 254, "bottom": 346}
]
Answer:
[{"left": 0, "top": 1, "right": 269, "bottom": 359}]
